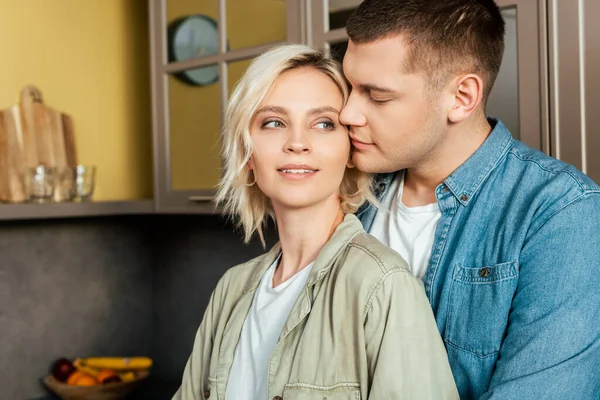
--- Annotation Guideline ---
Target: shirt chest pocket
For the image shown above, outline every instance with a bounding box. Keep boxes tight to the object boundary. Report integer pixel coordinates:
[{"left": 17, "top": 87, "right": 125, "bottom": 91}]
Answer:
[
  {"left": 445, "top": 261, "right": 519, "bottom": 357},
  {"left": 283, "top": 383, "right": 361, "bottom": 400}
]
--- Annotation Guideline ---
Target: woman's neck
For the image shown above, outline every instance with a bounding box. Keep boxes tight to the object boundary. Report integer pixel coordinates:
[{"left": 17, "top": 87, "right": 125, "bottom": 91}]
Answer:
[{"left": 271, "top": 197, "right": 345, "bottom": 287}]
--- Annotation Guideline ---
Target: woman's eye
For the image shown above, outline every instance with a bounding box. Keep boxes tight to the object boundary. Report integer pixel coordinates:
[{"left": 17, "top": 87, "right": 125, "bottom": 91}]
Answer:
[
  {"left": 262, "top": 120, "right": 284, "bottom": 128},
  {"left": 315, "top": 121, "right": 335, "bottom": 130}
]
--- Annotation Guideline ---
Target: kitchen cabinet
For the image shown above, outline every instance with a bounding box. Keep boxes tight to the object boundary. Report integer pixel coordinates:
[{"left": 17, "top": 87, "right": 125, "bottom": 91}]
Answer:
[
  {"left": 147, "top": 0, "right": 599, "bottom": 217},
  {"left": 148, "top": 0, "right": 302, "bottom": 213}
]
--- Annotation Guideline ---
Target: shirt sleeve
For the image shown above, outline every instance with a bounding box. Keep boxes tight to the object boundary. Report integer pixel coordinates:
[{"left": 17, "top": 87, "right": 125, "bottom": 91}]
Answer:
[
  {"left": 481, "top": 193, "right": 600, "bottom": 399},
  {"left": 363, "top": 267, "right": 459, "bottom": 399}
]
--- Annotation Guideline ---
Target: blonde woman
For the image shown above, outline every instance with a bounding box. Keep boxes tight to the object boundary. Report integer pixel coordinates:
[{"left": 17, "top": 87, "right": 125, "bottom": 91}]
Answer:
[{"left": 173, "top": 44, "right": 458, "bottom": 400}]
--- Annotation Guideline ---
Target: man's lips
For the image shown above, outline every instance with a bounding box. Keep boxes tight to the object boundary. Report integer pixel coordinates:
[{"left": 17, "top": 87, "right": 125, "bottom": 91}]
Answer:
[{"left": 350, "top": 137, "right": 375, "bottom": 150}]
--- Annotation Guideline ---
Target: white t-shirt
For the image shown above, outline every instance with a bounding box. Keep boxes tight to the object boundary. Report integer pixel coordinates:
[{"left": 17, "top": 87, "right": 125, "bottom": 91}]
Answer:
[
  {"left": 225, "top": 256, "right": 314, "bottom": 400},
  {"left": 369, "top": 172, "right": 441, "bottom": 279}
]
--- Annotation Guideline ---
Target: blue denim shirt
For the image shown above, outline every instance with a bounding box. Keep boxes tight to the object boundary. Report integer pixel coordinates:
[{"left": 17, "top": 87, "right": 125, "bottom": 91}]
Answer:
[{"left": 358, "top": 120, "right": 600, "bottom": 399}]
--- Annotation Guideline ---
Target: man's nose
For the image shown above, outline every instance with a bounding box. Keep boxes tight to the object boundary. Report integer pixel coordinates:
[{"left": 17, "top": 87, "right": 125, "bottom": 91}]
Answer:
[{"left": 340, "top": 93, "right": 367, "bottom": 127}]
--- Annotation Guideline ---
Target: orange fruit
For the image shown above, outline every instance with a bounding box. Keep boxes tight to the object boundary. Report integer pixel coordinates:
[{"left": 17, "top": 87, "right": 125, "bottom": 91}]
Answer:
[
  {"left": 73, "top": 374, "right": 98, "bottom": 386},
  {"left": 96, "top": 369, "right": 120, "bottom": 384},
  {"left": 66, "top": 370, "right": 98, "bottom": 386},
  {"left": 66, "top": 370, "right": 85, "bottom": 385}
]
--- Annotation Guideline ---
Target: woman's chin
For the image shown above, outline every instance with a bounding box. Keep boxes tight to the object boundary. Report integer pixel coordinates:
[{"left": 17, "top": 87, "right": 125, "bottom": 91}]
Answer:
[{"left": 269, "top": 193, "right": 330, "bottom": 212}]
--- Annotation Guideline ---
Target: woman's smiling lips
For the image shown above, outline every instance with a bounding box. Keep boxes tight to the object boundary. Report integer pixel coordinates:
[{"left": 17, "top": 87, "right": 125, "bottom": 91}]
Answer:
[{"left": 277, "top": 163, "right": 319, "bottom": 179}]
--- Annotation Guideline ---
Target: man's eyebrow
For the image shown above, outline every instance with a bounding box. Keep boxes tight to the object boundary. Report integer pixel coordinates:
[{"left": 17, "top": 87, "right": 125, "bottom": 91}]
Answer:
[
  {"left": 255, "top": 105, "right": 288, "bottom": 115},
  {"left": 307, "top": 106, "right": 340, "bottom": 116},
  {"left": 359, "top": 84, "right": 396, "bottom": 93}
]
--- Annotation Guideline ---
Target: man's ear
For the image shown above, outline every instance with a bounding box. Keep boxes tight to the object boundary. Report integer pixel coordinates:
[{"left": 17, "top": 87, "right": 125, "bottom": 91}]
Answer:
[{"left": 447, "top": 74, "right": 484, "bottom": 123}]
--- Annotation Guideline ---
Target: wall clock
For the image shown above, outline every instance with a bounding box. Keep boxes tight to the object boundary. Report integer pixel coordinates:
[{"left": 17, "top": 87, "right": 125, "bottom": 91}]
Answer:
[{"left": 167, "top": 14, "right": 219, "bottom": 86}]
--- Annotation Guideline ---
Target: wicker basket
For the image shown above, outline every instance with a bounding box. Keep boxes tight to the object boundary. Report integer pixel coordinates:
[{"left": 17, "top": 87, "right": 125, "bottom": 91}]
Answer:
[{"left": 42, "top": 370, "right": 149, "bottom": 400}]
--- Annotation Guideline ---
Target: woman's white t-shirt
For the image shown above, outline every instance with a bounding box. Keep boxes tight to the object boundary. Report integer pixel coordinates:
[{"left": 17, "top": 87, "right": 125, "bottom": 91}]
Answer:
[{"left": 225, "top": 256, "right": 314, "bottom": 400}]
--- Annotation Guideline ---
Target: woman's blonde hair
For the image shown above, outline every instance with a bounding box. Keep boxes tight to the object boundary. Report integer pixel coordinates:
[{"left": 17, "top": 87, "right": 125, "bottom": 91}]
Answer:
[{"left": 215, "top": 44, "right": 376, "bottom": 245}]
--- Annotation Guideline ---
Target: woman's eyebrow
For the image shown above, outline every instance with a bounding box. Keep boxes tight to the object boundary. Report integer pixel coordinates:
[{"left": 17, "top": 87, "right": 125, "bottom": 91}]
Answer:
[
  {"left": 255, "top": 105, "right": 340, "bottom": 117},
  {"left": 255, "top": 105, "right": 288, "bottom": 115},
  {"left": 306, "top": 106, "right": 340, "bottom": 116}
]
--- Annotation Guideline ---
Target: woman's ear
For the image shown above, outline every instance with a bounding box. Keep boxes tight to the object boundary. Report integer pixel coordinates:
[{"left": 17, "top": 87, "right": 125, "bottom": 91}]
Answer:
[
  {"left": 246, "top": 158, "right": 255, "bottom": 170},
  {"left": 346, "top": 151, "right": 356, "bottom": 169}
]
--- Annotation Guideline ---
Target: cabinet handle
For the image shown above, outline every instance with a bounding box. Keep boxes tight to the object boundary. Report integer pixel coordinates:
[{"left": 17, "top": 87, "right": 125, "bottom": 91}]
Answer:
[{"left": 188, "top": 195, "right": 214, "bottom": 203}]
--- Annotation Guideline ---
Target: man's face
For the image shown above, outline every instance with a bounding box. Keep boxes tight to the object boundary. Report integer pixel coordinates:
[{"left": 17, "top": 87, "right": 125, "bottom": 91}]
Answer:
[{"left": 341, "top": 36, "right": 449, "bottom": 173}]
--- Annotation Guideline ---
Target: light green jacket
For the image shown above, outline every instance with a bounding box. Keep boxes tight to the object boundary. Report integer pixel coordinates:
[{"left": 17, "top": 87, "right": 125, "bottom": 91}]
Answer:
[{"left": 173, "top": 214, "right": 459, "bottom": 400}]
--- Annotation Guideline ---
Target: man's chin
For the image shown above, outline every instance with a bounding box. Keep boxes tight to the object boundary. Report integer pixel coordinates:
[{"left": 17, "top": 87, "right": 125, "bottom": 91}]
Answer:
[{"left": 351, "top": 152, "right": 397, "bottom": 174}]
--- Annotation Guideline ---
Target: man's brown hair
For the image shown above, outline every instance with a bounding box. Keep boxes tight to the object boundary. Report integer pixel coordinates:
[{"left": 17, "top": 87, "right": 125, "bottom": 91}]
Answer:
[{"left": 346, "top": 0, "right": 505, "bottom": 102}]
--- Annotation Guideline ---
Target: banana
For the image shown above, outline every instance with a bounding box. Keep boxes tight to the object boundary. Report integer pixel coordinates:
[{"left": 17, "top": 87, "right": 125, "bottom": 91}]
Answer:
[
  {"left": 79, "top": 357, "right": 153, "bottom": 371},
  {"left": 72, "top": 358, "right": 101, "bottom": 377},
  {"left": 118, "top": 371, "right": 137, "bottom": 382},
  {"left": 73, "top": 358, "right": 144, "bottom": 382}
]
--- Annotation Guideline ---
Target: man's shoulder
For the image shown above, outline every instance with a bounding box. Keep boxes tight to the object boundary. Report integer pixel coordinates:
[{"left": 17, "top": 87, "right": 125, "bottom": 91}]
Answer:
[{"left": 507, "top": 141, "right": 600, "bottom": 194}]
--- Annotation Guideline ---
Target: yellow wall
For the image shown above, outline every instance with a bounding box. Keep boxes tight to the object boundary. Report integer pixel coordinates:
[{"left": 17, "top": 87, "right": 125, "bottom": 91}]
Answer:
[
  {"left": 0, "top": 0, "right": 152, "bottom": 201},
  {"left": 168, "top": 0, "right": 286, "bottom": 190}
]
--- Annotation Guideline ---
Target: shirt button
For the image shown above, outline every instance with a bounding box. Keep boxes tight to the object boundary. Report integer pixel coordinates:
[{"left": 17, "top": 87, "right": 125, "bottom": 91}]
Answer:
[
  {"left": 479, "top": 267, "right": 491, "bottom": 278},
  {"left": 460, "top": 194, "right": 469, "bottom": 201},
  {"left": 204, "top": 389, "right": 210, "bottom": 398}
]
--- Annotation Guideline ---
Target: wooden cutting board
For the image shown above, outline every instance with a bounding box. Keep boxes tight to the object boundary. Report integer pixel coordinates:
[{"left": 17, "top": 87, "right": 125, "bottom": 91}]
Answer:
[
  {"left": 0, "top": 86, "right": 78, "bottom": 203},
  {"left": 0, "top": 106, "right": 27, "bottom": 203}
]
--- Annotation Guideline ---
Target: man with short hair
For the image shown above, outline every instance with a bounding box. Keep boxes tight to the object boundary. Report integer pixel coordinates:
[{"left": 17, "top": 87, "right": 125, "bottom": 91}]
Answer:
[{"left": 342, "top": 0, "right": 600, "bottom": 398}]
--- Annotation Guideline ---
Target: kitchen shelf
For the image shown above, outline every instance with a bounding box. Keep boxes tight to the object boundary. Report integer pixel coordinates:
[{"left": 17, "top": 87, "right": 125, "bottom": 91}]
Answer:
[{"left": 0, "top": 200, "right": 155, "bottom": 221}]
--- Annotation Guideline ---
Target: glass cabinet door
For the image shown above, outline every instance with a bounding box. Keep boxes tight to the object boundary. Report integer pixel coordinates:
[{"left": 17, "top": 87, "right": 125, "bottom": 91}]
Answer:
[{"left": 149, "top": 0, "right": 302, "bottom": 212}]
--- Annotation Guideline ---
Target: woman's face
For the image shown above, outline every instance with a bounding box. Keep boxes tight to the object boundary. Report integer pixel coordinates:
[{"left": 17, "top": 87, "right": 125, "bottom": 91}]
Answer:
[{"left": 248, "top": 66, "right": 350, "bottom": 211}]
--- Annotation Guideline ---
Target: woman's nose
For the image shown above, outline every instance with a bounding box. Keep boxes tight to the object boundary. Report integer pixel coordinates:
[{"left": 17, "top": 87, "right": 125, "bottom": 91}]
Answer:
[{"left": 284, "top": 129, "right": 311, "bottom": 154}]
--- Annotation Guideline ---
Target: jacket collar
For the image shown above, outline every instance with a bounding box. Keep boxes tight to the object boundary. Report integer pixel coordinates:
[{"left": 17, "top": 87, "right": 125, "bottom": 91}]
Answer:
[{"left": 244, "top": 213, "right": 364, "bottom": 292}]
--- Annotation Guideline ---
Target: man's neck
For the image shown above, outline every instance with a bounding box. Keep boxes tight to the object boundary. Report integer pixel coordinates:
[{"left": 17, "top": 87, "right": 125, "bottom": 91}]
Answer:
[
  {"left": 271, "top": 197, "right": 344, "bottom": 287},
  {"left": 402, "top": 117, "right": 492, "bottom": 207}
]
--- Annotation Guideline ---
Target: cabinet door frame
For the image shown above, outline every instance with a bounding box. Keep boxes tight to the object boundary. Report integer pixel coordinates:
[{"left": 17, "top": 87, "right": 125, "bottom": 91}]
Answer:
[
  {"left": 548, "top": 0, "right": 600, "bottom": 180},
  {"left": 495, "top": 0, "right": 550, "bottom": 154},
  {"left": 309, "top": 0, "right": 550, "bottom": 154},
  {"left": 148, "top": 0, "right": 303, "bottom": 213}
]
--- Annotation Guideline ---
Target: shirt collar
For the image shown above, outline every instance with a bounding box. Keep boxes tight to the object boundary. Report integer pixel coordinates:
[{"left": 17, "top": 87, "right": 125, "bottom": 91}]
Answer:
[{"left": 444, "top": 118, "right": 514, "bottom": 205}]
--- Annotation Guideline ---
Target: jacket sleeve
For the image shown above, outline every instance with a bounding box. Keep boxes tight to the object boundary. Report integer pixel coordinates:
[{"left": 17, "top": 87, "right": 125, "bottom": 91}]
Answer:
[
  {"left": 172, "top": 283, "right": 222, "bottom": 400},
  {"left": 481, "top": 194, "right": 600, "bottom": 399},
  {"left": 364, "top": 267, "right": 459, "bottom": 399}
]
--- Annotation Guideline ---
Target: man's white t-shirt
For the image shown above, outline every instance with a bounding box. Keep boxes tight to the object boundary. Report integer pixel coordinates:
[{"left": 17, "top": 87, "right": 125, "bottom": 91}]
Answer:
[
  {"left": 369, "top": 172, "right": 441, "bottom": 279},
  {"left": 225, "top": 256, "right": 314, "bottom": 400}
]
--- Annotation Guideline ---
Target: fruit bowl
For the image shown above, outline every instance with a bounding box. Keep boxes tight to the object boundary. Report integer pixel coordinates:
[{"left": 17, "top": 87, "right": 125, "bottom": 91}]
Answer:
[{"left": 43, "top": 370, "right": 149, "bottom": 400}]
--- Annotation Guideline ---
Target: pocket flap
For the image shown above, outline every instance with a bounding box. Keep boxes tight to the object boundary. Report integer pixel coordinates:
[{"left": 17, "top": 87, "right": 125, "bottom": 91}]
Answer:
[
  {"left": 453, "top": 261, "right": 518, "bottom": 284},
  {"left": 283, "top": 382, "right": 361, "bottom": 400}
]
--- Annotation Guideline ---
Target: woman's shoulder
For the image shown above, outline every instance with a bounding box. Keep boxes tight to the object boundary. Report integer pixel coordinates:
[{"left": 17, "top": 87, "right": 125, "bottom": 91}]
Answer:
[
  {"left": 343, "top": 230, "right": 412, "bottom": 276},
  {"left": 329, "top": 231, "right": 422, "bottom": 315},
  {"left": 213, "top": 248, "right": 278, "bottom": 295}
]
